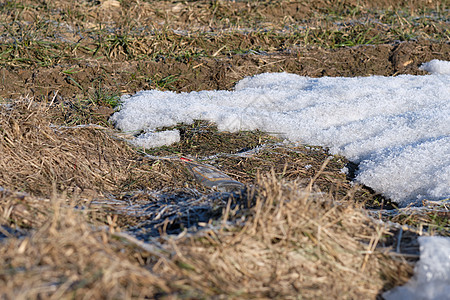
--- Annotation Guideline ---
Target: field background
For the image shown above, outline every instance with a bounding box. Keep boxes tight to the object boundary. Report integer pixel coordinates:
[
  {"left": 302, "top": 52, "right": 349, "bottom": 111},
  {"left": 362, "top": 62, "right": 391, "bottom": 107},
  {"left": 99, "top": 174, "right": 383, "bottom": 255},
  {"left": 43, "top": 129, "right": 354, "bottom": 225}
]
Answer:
[{"left": 0, "top": 0, "right": 449, "bottom": 299}]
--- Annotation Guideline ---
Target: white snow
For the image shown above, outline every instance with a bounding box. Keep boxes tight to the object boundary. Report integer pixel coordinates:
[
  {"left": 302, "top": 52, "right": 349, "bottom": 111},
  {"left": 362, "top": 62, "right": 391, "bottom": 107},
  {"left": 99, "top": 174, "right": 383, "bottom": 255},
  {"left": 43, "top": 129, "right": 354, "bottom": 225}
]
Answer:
[
  {"left": 130, "top": 129, "right": 180, "bottom": 148},
  {"left": 110, "top": 60, "right": 450, "bottom": 206},
  {"left": 420, "top": 59, "right": 450, "bottom": 75},
  {"left": 383, "top": 236, "right": 450, "bottom": 300},
  {"left": 340, "top": 167, "right": 349, "bottom": 174}
]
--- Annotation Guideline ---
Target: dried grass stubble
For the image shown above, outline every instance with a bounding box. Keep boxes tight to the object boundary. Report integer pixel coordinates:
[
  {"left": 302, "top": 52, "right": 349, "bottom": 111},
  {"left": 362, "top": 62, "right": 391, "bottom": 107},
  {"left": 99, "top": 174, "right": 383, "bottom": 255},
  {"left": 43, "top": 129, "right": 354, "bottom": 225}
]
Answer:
[
  {"left": 0, "top": 100, "right": 414, "bottom": 298},
  {"left": 0, "top": 175, "right": 413, "bottom": 298},
  {"left": 155, "top": 174, "right": 412, "bottom": 299},
  {"left": 0, "top": 189, "right": 49, "bottom": 230},
  {"left": 0, "top": 195, "right": 168, "bottom": 299},
  {"left": 0, "top": 100, "right": 187, "bottom": 198}
]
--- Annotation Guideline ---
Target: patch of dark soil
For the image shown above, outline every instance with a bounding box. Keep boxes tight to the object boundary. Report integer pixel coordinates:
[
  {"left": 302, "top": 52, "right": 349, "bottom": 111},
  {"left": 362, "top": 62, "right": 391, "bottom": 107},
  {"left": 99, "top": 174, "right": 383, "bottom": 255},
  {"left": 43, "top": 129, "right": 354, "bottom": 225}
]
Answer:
[{"left": 1, "top": 41, "right": 448, "bottom": 104}]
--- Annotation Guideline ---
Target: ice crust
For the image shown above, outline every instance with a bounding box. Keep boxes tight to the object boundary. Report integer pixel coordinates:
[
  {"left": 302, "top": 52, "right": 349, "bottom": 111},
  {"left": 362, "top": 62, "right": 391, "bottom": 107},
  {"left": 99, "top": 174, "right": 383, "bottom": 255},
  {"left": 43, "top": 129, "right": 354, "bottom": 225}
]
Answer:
[
  {"left": 383, "top": 236, "right": 450, "bottom": 300},
  {"left": 111, "top": 60, "right": 450, "bottom": 206}
]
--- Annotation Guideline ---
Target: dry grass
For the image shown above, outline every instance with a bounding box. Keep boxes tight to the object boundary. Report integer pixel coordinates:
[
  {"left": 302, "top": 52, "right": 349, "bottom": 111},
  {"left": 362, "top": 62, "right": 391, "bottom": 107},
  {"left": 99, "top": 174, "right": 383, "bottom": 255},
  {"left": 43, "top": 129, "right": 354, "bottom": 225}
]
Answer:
[
  {"left": 1, "top": 0, "right": 448, "bottom": 101},
  {"left": 0, "top": 99, "right": 199, "bottom": 198},
  {"left": 153, "top": 174, "right": 413, "bottom": 299},
  {"left": 1, "top": 0, "right": 448, "bottom": 68},
  {"left": 0, "top": 192, "right": 167, "bottom": 299},
  {"left": 0, "top": 99, "right": 435, "bottom": 299},
  {"left": 0, "top": 173, "right": 413, "bottom": 299}
]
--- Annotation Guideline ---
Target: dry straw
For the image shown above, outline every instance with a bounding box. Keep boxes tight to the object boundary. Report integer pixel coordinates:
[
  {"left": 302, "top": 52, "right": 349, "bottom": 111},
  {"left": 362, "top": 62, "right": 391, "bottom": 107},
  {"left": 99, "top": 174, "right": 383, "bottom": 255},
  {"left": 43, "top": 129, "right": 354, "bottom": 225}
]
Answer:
[
  {"left": 0, "top": 191, "right": 167, "bottom": 299},
  {"left": 0, "top": 99, "right": 413, "bottom": 299},
  {"left": 0, "top": 99, "right": 192, "bottom": 198},
  {"left": 0, "top": 173, "right": 413, "bottom": 299},
  {"left": 153, "top": 173, "right": 413, "bottom": 299}
]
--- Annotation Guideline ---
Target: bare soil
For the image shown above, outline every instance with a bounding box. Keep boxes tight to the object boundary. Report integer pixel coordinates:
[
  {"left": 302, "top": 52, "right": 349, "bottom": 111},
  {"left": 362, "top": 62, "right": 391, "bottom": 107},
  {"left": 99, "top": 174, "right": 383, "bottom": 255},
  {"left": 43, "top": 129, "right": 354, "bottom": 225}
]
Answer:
[{"left": 1, "top": 40, "right": 449, "bottom": 101}]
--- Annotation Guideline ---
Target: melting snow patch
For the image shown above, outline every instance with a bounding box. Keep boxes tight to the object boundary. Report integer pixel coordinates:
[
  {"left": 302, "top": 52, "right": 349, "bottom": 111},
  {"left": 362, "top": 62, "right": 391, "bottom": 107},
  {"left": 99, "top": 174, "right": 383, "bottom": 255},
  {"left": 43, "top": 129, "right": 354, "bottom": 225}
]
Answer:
[
  {"left": 340, "top": 167, "right": 349, "bottom": 174},
  {"left": 111, "top": 60, "right": 450, "bottom": 206},
  {"left": 383, "top": 236, "right": 450, "bottom": 300},
  {"left": 420, "top": 59, "right": 450, "bottom": 75},
  {"left": 131, "top": 129, "right": 180, "bottom": 148}
]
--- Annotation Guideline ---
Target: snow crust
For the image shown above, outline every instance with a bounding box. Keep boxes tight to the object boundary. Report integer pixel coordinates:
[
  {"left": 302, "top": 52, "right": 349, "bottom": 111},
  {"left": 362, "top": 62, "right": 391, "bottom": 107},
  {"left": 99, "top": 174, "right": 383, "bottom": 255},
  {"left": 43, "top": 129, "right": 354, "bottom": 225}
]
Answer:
[
  {"left": 420, "top": 59, "right": 450, "bottom": 75},
  {"left": 383, "top": 236, "right": 450, "bottom": 300},
  {"left": 111, "top": 60, "right": 450, "bottom": 206}
]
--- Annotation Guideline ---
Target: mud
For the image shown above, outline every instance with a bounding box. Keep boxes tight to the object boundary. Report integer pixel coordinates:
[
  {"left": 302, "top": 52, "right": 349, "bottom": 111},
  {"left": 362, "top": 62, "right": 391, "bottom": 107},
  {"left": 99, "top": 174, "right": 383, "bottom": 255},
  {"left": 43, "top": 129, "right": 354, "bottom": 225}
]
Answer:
[{"left": 1, "top": 40, "right": 448, "bottom": 103}]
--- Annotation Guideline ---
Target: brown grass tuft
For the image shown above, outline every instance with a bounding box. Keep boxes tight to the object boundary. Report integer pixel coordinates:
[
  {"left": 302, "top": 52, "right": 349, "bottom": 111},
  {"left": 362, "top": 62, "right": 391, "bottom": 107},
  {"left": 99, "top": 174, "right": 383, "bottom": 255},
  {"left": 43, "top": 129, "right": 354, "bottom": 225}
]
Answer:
[
  {"left": 0, "top": 174, "right": 413, "bottom": 299},
  {"left": 154, "top": 174, "right": 413, "bottom": 298},
  {"left": 0, "top": 99, "right": 193, "bottom": 198},
  {"left": 0, "top": 193, "right": 167, "bottom": 299}
]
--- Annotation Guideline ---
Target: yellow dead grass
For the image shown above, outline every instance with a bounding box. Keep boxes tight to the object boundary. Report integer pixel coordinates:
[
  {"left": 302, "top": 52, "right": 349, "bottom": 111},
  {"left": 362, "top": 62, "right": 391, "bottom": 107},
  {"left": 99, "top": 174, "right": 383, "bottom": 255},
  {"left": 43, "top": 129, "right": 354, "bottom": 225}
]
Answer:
[
  {"left": 0, "top": 192, "right": 166, "bottom": 299},
  {"left": 155, "top": 174, "right": 412, "bottom": 298},
  {"left": 0, "top": 100, "right": 413, "bottom": 299},
  {"left": 0, "top": 175, "right": 412, "bottom": 299},
  {"left": 0, "top": 99, "right": 192, "bottom": 198}
]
